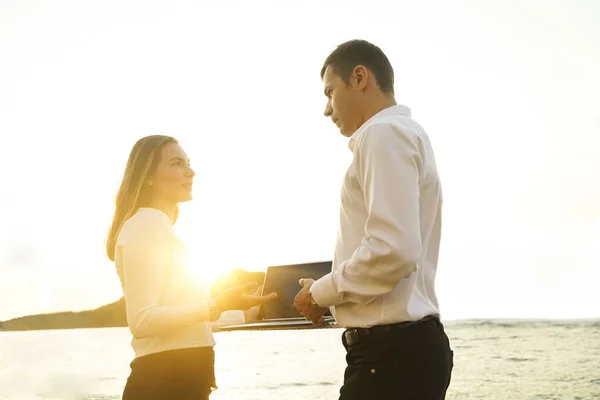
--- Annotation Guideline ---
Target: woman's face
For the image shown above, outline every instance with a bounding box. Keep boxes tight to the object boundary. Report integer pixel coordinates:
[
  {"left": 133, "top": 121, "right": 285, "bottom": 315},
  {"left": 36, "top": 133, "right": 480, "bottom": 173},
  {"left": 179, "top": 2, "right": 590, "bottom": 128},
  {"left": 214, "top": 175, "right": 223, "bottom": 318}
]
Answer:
[{"left": 149, "top": 142, "right": 195, "bottom": 204}]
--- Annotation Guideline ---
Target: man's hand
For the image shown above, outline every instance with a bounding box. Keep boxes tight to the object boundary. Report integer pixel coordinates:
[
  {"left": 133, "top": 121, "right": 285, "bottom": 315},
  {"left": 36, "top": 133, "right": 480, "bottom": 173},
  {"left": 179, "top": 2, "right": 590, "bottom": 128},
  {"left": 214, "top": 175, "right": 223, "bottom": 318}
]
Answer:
[{"left": 293, "top": 278, "right": 328, "bottom": 325}]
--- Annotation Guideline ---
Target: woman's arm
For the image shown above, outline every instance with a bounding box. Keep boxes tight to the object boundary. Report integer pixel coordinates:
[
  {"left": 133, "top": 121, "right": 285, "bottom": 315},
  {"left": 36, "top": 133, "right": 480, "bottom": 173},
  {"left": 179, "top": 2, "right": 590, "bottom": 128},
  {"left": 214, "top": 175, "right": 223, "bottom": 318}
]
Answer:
[{"left": 121, "top": 221, "right": 210, "bottom": 339}]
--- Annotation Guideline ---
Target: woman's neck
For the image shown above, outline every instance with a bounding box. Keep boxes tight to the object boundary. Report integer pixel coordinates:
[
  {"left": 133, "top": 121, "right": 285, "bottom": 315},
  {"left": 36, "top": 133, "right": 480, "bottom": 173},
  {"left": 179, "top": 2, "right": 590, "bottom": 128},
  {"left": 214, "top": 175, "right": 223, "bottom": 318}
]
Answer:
[{"left": 146, "top": 199, "right": 177, "bottom": 224}]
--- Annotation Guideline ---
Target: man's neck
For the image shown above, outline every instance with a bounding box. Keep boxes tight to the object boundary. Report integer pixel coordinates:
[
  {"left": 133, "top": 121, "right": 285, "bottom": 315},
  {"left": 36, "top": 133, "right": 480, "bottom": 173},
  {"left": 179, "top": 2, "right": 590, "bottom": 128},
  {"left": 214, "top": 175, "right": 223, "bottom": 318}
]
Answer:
[
  {"left": 361, "top": 95, "right": 397, "bottom": 124},
  {"left": 346, "top": 95, "right": 397, "bottom": 138}
]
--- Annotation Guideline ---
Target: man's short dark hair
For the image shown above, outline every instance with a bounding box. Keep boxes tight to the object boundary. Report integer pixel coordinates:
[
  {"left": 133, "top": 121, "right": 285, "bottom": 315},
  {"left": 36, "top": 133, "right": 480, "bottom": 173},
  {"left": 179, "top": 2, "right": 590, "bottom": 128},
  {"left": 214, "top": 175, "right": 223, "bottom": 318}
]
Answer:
[{"left": 320, "top": 39, "right": 395, "bottom": 94}]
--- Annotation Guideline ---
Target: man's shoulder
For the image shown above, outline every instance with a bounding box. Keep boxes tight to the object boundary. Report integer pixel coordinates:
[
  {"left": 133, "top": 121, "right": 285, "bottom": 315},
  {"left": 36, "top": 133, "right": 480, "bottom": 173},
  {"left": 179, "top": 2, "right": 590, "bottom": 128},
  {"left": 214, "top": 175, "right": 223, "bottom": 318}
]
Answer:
[
  {"left": 373, "top": 112, "right": 425, "bottom": 136},
  {"left": 358, "top": 116, "right": 423, "bottom": 150}
]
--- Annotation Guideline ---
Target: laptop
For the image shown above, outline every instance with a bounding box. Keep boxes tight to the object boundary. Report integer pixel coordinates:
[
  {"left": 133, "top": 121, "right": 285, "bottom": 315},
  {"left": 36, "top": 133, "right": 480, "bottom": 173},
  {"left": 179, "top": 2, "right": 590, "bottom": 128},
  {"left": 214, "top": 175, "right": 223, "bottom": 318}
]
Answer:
[{"left": 216, "top": 261, "right": 338, "bottom": 331}]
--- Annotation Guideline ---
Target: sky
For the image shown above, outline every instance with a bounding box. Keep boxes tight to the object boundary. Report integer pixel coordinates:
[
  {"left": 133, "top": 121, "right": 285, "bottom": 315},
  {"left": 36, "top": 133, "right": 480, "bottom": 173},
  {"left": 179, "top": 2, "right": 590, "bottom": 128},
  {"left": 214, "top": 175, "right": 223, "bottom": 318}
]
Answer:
[{"left": 0, "top": 0, "right": 599, "bottom": 321}]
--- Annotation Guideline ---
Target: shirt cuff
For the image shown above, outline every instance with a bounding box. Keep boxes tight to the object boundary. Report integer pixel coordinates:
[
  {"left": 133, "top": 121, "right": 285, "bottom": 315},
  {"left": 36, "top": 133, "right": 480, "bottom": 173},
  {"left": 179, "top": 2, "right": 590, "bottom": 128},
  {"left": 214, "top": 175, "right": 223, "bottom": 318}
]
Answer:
[
  {"left": 187, "top": 301, "right": 210, "bottom": 322},
  {"left": 217, "top": 310, "right": 246, "bottom": 324},
  {"left": 310, "top": 271, "right": 345, "bottom": 307}
]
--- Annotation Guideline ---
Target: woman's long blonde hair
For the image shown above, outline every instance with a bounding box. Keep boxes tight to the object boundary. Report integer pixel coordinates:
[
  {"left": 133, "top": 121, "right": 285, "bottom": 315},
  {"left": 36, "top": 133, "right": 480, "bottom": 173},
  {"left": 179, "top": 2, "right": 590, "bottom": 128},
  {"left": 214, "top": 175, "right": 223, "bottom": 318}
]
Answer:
[{"left": 106, "top": 135, "right": 179, "bottom": 262}]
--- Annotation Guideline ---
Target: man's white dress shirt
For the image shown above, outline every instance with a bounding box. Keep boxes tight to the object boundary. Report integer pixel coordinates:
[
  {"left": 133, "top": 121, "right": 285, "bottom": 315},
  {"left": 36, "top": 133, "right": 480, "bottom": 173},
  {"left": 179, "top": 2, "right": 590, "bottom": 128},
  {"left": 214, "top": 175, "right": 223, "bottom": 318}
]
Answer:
[{"left": 310, "top": 105, "right": 443, "bottom": 328}]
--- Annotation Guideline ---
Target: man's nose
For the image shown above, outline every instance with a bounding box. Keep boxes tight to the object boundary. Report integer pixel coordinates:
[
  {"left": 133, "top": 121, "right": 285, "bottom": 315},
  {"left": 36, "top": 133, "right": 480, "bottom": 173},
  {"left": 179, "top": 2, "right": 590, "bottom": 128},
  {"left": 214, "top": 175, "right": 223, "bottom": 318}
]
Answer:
[
  {"left": 324, "top": 103, "right": 332, "bottom": 117},
  {"left": 187, "top": 166, "right": 196, "bottom": 177}
]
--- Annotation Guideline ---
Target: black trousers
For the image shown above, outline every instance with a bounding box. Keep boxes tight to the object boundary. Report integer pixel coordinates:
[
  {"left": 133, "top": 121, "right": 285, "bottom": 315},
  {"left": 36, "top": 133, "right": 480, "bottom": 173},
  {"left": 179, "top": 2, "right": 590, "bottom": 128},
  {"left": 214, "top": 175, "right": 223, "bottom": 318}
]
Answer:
[
  {"left": 122, "top": 347, "right": 216, "bottom": 400},
  {"left": 339, "top": 316, "right": 453, "bottom": 400}
]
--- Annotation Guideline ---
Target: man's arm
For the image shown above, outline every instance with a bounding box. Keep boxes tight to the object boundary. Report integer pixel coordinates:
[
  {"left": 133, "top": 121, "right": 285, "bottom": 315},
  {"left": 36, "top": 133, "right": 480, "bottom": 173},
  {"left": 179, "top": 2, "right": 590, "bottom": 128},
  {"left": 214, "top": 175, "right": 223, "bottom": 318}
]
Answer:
[{"left": 310, "top": 122, "right": 423, "bottom": 307}]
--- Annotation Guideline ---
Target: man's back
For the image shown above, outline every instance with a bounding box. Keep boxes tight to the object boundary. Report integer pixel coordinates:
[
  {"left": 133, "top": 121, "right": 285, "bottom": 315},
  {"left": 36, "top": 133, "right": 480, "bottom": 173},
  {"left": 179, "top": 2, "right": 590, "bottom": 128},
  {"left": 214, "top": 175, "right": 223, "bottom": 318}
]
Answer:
[{"left": 312, "top": 104, "right": 443, "bottom": 328}]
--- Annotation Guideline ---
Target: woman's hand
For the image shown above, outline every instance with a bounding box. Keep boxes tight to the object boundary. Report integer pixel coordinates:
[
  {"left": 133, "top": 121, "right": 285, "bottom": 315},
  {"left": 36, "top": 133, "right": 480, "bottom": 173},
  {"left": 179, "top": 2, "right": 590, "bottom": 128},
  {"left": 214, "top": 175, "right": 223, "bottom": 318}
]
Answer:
[
  {"left": 215, "top": 283, "right": 277, "bottom": 312},
  {"left": 243, "top": 286, "right": 265, "bottom": 322}
]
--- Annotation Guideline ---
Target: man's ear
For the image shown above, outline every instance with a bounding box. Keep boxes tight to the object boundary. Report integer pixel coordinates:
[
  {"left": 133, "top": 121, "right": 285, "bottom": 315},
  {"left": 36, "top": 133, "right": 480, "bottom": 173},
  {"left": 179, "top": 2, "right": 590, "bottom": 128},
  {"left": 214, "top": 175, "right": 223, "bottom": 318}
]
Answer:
[{"left": 352, "top": 65, "right": 369, "bottom": 90}]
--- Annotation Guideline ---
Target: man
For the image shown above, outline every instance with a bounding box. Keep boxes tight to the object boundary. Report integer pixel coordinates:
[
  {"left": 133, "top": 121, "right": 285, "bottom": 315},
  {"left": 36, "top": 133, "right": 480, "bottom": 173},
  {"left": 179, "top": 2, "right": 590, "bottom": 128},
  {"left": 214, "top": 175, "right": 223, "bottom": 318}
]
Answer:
[{"left": 294, "top": 40, "right": 453, "bottom": 399}]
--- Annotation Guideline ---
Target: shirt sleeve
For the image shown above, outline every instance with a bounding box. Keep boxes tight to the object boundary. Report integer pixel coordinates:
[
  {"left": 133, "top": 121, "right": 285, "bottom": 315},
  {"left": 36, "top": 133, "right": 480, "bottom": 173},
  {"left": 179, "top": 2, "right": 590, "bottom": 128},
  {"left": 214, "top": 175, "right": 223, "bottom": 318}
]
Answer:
[
  {"left": 121, "top": 216, "right": 210, "bottom": 339},
  {"left": 310, "top": 122, "right": 423, "bottom": 307},
  {"left": 209, "top": 310, "right": 246, "bottom": 331}
]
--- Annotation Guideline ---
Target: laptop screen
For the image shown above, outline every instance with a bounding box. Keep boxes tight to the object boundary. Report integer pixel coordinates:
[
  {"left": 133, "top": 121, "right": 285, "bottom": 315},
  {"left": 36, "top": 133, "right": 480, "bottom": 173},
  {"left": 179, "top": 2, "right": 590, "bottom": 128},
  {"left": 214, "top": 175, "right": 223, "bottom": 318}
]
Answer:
[{"left": 260, "top": 261, "right": 332, "bottom": 320}]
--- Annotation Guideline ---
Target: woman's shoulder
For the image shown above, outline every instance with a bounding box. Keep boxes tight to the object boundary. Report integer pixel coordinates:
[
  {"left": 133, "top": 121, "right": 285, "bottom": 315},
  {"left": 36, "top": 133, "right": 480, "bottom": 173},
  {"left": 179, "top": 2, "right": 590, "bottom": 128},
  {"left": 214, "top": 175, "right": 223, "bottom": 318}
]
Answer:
[{"left": 118, "top": 208, "right": 173, "bottom": 244}]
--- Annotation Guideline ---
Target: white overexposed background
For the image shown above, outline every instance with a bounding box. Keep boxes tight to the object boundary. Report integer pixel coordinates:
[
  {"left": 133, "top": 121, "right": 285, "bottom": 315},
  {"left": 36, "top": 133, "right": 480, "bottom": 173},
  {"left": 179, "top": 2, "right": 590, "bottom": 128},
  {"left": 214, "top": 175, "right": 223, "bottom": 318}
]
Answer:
[{"left": 0, "top": 0, "right": 598, "bottom": 321}]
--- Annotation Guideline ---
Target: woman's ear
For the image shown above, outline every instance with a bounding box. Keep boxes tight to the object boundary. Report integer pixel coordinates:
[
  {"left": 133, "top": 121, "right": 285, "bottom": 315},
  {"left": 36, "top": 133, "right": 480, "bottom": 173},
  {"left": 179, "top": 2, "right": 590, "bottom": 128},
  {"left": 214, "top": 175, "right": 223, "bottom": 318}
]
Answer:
[{"left": 147, "top": 173, "right": 154, "bottom": 186}]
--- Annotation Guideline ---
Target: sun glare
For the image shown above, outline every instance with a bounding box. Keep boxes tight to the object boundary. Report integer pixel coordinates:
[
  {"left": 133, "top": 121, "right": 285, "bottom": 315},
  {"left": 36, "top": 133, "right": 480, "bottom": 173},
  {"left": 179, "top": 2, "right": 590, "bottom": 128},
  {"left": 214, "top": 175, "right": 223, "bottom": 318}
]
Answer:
[
  {"left": 173, "top": 222, "right": 234, "bottom": 287},
  {"left": 186, "top": 249, "right": 224, "bottom": 287}
]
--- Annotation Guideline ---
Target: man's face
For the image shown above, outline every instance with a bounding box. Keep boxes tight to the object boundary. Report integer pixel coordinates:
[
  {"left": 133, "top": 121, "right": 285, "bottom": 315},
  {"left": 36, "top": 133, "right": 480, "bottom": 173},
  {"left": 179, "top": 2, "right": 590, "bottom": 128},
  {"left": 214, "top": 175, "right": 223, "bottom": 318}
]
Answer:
[{"left": 322, "top": 65, "right": 362, "bottom": 137}]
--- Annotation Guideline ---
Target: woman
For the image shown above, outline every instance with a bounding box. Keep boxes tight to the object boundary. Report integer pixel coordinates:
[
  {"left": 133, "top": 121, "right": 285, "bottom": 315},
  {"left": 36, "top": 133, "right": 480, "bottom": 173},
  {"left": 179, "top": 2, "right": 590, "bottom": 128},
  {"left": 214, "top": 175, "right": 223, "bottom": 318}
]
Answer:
[{"left": 106, "top": 135, "right": 276, "bottom": 399}]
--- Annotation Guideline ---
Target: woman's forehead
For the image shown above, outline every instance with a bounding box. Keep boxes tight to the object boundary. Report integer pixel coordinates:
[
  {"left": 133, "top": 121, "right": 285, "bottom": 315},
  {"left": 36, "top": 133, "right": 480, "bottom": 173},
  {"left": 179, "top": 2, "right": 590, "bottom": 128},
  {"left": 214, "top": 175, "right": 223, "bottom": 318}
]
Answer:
[{"left": 160, "top": 142, "right": 188, "bottom": 160}]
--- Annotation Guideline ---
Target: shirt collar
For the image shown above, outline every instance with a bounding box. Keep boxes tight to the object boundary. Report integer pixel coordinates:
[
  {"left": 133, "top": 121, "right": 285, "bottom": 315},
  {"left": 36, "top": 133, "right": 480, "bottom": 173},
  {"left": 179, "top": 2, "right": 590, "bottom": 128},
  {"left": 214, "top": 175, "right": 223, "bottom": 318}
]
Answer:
[{"left": 348, "top": 104, "right": 411, "bottom": 151}]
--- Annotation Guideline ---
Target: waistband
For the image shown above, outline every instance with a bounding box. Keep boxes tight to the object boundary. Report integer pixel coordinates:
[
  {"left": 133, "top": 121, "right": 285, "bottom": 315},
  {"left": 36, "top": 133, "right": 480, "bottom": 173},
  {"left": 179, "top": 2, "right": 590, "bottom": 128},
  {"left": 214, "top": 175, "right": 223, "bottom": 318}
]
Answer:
[{"left": 342, "top": 315, "right": 441, "bottom": 349}]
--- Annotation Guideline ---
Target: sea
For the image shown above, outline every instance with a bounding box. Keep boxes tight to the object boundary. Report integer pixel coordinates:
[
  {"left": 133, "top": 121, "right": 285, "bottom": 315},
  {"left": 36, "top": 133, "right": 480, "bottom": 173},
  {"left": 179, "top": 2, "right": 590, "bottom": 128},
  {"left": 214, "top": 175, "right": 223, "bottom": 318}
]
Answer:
[{"left": 0, "top": 319, "right": 599, "bottom": 400}]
